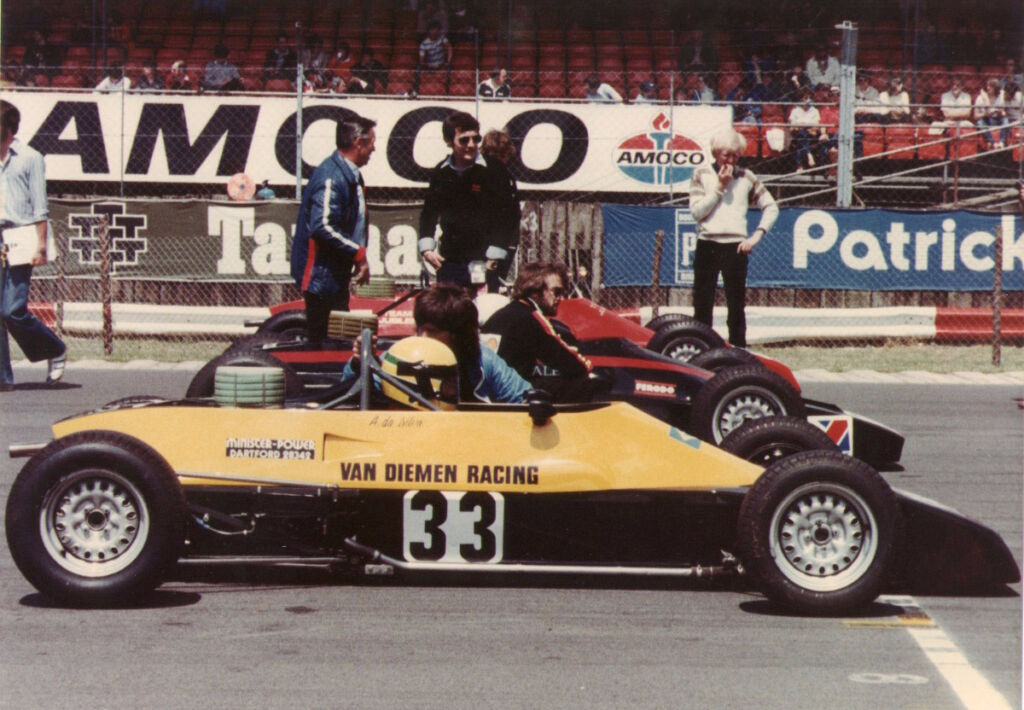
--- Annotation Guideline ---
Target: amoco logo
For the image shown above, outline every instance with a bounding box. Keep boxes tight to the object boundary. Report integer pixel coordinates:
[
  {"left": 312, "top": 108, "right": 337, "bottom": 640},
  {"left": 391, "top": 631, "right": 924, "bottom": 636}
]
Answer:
[{"left": 614, "top": 113, "right": 706, "bottom": 186}]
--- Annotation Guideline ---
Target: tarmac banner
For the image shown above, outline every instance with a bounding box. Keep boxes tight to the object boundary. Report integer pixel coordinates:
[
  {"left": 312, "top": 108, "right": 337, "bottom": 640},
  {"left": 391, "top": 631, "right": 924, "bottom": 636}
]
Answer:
[
  {"left": 45, "top": 199, "right": 422, "bottom": 281},
  {"left": 601, "top": 205, "right": 1024, "bottom": 291}
]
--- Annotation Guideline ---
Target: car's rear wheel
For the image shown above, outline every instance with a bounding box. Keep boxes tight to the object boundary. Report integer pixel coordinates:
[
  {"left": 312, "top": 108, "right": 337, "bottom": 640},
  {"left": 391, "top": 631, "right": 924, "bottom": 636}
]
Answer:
[
  {"left": 224, "top": 329, "right": 305, "bottom": 356},
  {"left": 186, "top": 349, "right": 303, "bottom": 399},
  {"left": 256, "top": 310, "right": 307, "bottom": 335},
  {"left": 691, "top": 365, "right": 805, "bottom": 444},
  {"left": 5, "top": 431, "right": 187, "bottom": 607},
  {"left": 720, "top": 416, "right": 838, "bottom": 466},
  {"left": 646, "top": 317, "right": 726, "bottom": 362},
  {"left": 688, "top": 346, "right": 763, "bottom": 373},
  {"left": 737, "top": 450, "right": 899, "bottom": 615},
  {"left": 644, "top": 313, "right": 690, "bottom": 332}
]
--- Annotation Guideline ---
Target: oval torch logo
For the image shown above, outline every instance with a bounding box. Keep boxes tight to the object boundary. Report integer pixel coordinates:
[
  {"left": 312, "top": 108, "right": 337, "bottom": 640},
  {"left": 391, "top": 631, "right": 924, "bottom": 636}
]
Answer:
[{"left": 614, "top": 113, "right": 707, "bottom": 186}]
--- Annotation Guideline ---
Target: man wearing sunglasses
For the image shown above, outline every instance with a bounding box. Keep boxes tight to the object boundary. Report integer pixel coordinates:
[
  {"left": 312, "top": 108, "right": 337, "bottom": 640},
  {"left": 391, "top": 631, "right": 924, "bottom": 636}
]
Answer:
[
  {"left": 419, "top": 111, "right": 512, "bottom": 287},
  {"left": 481, "top": 261, "right": 592, "bottom": 400}
]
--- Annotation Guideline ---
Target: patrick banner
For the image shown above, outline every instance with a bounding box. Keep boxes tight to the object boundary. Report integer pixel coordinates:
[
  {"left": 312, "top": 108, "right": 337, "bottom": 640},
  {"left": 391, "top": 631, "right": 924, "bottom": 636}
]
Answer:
[{"left": 601, "top": 204, "right": 1024, "bottom": 292}]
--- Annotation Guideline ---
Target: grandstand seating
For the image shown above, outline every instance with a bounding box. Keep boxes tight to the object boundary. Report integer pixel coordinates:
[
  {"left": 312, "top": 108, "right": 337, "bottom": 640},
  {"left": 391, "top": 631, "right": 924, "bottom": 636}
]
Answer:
[{"left": 2, "top": 0, "right": 1020, "bottom": 172}]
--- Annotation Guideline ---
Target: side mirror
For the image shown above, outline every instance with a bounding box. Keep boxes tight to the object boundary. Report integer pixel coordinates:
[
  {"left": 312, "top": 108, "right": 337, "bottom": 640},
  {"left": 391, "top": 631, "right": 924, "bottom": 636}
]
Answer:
[{"left": 527, "top": 389, "right": 556, "bottom": 426}]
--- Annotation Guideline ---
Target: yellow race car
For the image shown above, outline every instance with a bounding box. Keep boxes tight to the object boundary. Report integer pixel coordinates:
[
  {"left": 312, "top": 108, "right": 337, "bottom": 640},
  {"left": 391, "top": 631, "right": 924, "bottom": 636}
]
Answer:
[{"left": 5, "top": 337, "right": 1018, "bottom": 615}]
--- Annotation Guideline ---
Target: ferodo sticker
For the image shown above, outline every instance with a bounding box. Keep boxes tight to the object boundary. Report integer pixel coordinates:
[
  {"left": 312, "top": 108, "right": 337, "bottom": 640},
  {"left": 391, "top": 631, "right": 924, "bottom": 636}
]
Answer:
[
  {"left": 403, "top": 490, "right": 504, "bottom": 563},
  {"left": 635, "top": 379, "right": 677, "bottom": 398},
  {"left": 807, "top": 415, "right": 853, "bottom": 455},
  {"left": 226, "top": 437, "right": 315, "bottom": 460}
]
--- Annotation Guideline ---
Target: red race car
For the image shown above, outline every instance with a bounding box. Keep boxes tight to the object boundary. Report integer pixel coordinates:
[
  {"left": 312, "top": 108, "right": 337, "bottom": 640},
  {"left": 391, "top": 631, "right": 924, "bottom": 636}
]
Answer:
[{"left": 197, "top": 293, "right": 904, "bottom": 467}]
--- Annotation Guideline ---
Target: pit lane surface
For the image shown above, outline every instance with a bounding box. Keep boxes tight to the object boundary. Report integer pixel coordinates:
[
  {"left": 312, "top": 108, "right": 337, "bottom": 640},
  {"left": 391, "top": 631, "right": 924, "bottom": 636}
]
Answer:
[{"left": 0, "top": 367, "right": 1020, "bottom": 710}]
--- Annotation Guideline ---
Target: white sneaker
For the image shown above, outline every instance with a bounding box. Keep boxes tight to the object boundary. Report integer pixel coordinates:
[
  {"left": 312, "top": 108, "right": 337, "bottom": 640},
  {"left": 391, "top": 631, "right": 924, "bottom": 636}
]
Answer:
[{"left": 47, "top": 351, "right": 66, "bottom": 384}]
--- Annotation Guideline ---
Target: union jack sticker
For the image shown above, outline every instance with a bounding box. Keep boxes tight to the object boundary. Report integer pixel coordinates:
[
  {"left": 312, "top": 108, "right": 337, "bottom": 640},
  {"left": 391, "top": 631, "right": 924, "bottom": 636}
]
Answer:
[{"left": 808, "top": 415, "right": 854, "bottom": 455}]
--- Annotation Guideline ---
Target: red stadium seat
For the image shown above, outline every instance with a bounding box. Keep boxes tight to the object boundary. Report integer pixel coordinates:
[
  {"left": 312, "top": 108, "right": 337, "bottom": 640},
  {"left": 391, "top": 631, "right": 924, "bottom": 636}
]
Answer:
[
  {"left": 418, "top": 74, "right": 447, "bottom": 96},
  {"left": 448, "top": 79, "right": 476, "bottom": 98},
  {"left": 537, "top": 76, "right": 566, "bottom": 99},
  {"left": 760, "top": 103, "right": 785, "bottom": 124},
  {"left": 263, "top": 78, "right": 294, "bottom": 92},
  {"left": 596, "top": 55, "right": 623, "bottom": 72},
  {"left": 884, "top": 124, "right": 917, "bottom": 159},
  {"left": 859, "top": 124, "right": 885, "bottom": 156},
  {"left": 734, "top": 123, "right": 761, "bottom": 158},
  {"left": 954, "top": 124, "right": 983, "bottom": 156},
  {"left": 1012, "top": 127, "right": 1024, "bottom": 162},
  {"left": 510, "top": 51, "right": 536, "bottom": 70},
  {"left": 508, "top": 69, "right": 535, "bottom": 92},
  {"left": 915, "top": 127, "right": 949, "bottom": 160}
]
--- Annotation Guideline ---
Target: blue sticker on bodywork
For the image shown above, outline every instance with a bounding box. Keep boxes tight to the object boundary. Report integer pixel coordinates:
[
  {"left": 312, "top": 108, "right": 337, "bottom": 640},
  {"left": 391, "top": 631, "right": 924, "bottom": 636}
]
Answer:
[{"left": 670, "top": 427, "right": 702, "bottom": 449}]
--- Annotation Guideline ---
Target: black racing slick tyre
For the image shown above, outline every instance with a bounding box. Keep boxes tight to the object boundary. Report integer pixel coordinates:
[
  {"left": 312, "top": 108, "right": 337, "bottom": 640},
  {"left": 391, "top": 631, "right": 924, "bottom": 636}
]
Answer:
[
  {"left": 185, "top": 349, "right": 303, "bottom": 399},
  {"left": 737, "top": 450, "right": 899, "bottom": 615},
  {"left": 691, "top": 365, "right": 805, "bottom": 445},
  {"left": 644, "top": 313, "right": 690, "bottom": 332},
  {"left": 224, "top": 329, "right": 304, "bottom": 356},
  {"left": 646, "top": 317, "right": 726, "bottom": 362},
  {"left": 5, "top": 431, "right": 187, "bottom": 607},
  {"left": 720, "top": 416, "right": 838, "bottom": 467},
  {"left": 255, "top": 310, "right": 308, "bottom": 336},
  {"left": 688, "top": 346, "right": 763, "bottom": 373}
]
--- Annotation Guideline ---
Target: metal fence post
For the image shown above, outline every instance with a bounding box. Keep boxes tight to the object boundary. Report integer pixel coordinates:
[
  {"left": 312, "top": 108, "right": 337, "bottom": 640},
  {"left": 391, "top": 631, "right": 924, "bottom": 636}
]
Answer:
[
  {"left": 295, "top": 22, "right": 304, "bottom": 200},
  {"left": 98, "top": 216, "right": 113, "bottom": 356},
  {"left": 992, "top": 224, "right": 1003, "bottom": 365},
  {"left": 836, "top": 21, "right": 858, "bottom": 208}
]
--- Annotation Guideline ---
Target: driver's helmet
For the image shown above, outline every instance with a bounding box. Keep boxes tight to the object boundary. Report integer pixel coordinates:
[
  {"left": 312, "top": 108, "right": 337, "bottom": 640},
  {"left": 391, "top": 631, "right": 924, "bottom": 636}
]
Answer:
[{"left": 380, "top": 336, "right": 459, "bottom": 410}]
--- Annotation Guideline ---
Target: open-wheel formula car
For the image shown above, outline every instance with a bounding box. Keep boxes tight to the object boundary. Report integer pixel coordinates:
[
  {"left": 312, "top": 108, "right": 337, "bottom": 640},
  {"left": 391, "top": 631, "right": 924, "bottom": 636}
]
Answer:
[
  {"left": 208, "top": 294, "right": 904, "bottom": 467},
  {"left": 5, "top": 335, "right": 1018, "bottom": 614}
]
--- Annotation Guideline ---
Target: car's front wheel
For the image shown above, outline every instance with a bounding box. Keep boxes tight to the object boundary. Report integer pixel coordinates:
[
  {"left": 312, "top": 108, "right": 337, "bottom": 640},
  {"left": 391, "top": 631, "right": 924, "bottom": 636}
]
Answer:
[
  {"left": 690, "top": 365, "right": 805, "bottom": 444},
  {"left": 737, "top": 450, "right": 899, "bottom": 615},
  {"left": 720, "top": 416, "right": 838, "bottom": 466},
  {"left": 5, "top": 431, "right": 187, "bottom": 607}
]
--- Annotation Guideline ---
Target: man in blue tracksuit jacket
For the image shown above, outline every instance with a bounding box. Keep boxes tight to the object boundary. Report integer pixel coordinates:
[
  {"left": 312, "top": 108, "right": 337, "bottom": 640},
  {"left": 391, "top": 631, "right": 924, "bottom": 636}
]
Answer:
[{"left": 291, "top": 114, "right": 376, "bottom": 345}]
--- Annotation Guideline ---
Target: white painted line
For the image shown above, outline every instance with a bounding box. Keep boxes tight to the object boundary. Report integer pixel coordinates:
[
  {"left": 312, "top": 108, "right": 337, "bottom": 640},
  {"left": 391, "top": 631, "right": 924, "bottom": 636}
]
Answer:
[{"left": 879, "top": 596, "right": 1014, "bottom": 710}]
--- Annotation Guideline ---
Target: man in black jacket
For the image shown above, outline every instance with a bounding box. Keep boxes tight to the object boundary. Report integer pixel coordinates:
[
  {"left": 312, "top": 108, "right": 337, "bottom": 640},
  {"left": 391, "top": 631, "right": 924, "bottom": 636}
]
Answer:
[
  {"left": 481, "top": 261, "right": 592, "bottom": 399},
  {"left": 418, "top": 111, "right": 510, "bottom": 287}
]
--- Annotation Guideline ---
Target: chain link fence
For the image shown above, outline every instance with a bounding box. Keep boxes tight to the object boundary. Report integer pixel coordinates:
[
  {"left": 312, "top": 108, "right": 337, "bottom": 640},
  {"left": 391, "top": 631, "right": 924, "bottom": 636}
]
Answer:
[{"left": 4, "top": 58, "right": 1022, "bottom": 358}]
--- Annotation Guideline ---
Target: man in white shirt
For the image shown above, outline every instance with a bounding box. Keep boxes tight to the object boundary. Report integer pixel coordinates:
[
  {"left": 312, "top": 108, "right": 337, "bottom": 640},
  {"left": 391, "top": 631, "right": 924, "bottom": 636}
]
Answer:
[
  {"left": 806, "top": 43, "right": 840, "bottom": 91},
  {"left": 477, "top": 68, "right": 510, "bottom": 98},
  {"left": 0, "top": 100, "right": 67, "bottom": 389},
  {"left": 584, "top": 74, "right": 622, "bottom": 103},
  {"left": 95, "top": 63, "right": 131, "bottom": 92},
  {"left": 939, "top": 77, "right": 973, "bottom": 127}
]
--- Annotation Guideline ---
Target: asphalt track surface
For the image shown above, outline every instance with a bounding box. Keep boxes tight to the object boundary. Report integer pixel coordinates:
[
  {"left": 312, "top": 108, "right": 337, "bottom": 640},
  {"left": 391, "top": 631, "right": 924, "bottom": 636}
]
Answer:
[{"left": 0, "top": 365, "right": 1020, "bottom": 710}]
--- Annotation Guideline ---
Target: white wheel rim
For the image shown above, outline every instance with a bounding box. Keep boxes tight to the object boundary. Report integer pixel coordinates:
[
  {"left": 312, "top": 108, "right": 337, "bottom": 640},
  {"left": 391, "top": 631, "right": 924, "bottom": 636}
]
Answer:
[
  {"left": 664, "top": 339, "right": 706, "bottom": 361},
  {"left": 39, "top": 470, "right": 150, "bottom": 577},
  {"left": 712, "top": 386, "right": 785, "bottom": 442},
  {"left": 769, "top": 482, "right": 879, "bottom": 592}
]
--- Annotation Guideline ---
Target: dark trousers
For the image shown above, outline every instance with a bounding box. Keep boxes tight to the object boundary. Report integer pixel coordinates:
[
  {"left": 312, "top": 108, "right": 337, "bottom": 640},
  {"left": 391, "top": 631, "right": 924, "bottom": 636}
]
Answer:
[
  {"left": 692, "top": 239, "right": 749, "bottom": 348},
  {"left": 303, "top": 290, "right": 350, "bottom": 347},
  {"left": 1, "top": 263, "right": 66, "bottom": 384},
  {"left": 485, "top": 247, "right": 517, "bottom": 293},
  {"left": 436, "top": 261, "right": 472, "bottom": 289}
]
